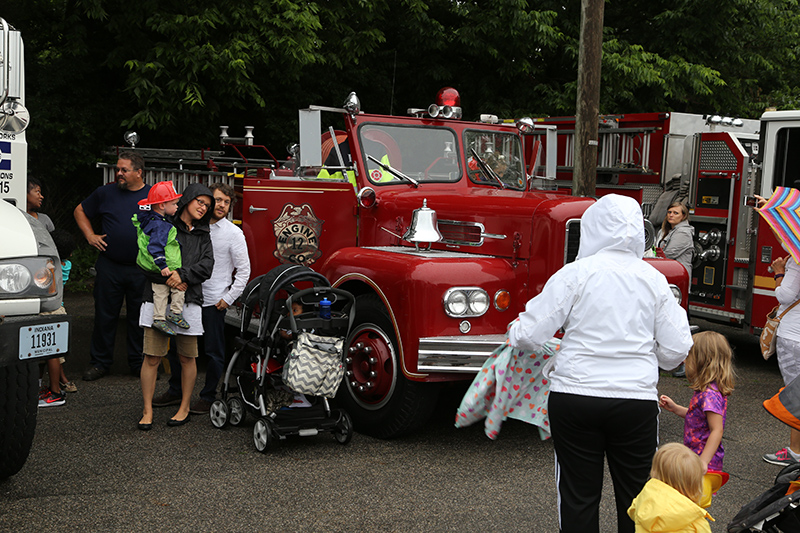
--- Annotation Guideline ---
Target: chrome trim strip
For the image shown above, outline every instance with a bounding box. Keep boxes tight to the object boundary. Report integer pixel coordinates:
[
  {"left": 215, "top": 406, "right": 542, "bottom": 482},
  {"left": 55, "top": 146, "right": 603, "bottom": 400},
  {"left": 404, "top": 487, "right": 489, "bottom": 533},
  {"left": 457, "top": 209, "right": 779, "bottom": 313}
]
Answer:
[
  {"left": 417, "top": 334, "right": 506, "bottom": 372},
  {"left": 688, "top": 305, "right": 745, "bottom": 320}
]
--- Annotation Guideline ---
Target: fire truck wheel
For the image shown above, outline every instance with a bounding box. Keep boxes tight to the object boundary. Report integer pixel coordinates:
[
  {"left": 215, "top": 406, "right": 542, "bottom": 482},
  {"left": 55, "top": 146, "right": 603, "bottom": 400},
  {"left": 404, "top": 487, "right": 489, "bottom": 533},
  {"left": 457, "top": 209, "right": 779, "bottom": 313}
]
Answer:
[
  {"left": 337, "top": 293, "right": 439, "bottom": 439},
  {"left": 0, "top": 362, "right": 38, "bottom": 480}
]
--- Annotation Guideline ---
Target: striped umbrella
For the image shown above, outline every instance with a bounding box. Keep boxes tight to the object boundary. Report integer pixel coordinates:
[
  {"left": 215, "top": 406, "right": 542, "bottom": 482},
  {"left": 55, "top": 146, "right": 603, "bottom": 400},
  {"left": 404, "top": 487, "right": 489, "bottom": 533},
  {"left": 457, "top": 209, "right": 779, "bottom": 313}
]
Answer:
[{"left": 758, "top": 186, "right": 800, "bottom": 264}]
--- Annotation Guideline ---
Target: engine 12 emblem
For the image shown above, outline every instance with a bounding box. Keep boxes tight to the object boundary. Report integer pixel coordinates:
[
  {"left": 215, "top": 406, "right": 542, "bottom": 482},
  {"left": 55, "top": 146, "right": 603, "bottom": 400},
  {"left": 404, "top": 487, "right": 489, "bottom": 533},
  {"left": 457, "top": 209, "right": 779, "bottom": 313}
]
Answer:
[{"left": 272, "top": 203, "right": 324, "bottom": 265}]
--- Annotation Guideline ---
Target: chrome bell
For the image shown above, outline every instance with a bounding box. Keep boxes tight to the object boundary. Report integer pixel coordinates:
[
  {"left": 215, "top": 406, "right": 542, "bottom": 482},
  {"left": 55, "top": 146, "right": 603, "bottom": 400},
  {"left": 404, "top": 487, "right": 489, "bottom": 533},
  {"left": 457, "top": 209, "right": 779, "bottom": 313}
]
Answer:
[{"left": 403, "top": 199, "right": 443, "bottom": 249}]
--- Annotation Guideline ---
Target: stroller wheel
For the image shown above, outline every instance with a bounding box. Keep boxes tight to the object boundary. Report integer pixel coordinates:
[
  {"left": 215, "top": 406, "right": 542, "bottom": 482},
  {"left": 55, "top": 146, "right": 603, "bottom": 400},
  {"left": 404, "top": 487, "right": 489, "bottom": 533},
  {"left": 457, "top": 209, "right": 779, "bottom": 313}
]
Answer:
[
  {"left": 253, "top": 417, "right": 274, "bottom": 453},
  {"left": 209, "top": 400, "right": 230, "bottom": 429},
  {"left": 228, "top": 397, "right": 246, "bottom": 427},
  {"left": 334, "top": 409, "right": 354, "bottom": 445}
]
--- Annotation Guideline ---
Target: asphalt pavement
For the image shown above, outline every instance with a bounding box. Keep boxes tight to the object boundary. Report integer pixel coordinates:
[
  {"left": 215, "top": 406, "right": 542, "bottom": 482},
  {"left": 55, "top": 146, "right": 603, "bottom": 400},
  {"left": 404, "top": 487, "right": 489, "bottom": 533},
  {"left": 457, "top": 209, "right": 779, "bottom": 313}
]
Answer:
[{"left": 0, "top": 290, "right": 792, "bottom": 532}]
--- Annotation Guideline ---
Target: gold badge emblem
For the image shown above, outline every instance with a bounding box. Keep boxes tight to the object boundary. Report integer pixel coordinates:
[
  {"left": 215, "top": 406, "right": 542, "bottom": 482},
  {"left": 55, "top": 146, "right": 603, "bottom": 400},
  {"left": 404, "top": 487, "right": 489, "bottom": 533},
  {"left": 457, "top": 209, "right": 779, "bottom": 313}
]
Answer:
[{"left": 272, "top": 203, "right": 324, "bottom": 265}]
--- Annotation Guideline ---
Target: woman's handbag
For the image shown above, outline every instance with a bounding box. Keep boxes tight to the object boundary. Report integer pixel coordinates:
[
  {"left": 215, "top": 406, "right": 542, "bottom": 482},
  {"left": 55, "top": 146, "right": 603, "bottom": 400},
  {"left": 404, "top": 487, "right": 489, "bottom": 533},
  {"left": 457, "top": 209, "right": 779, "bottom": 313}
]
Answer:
[
  {"left": 760, "top": 300, "right": 800, "bottom": 360},
  {"left": 282, "top": 332, "right": 345, "bottom": 398}
]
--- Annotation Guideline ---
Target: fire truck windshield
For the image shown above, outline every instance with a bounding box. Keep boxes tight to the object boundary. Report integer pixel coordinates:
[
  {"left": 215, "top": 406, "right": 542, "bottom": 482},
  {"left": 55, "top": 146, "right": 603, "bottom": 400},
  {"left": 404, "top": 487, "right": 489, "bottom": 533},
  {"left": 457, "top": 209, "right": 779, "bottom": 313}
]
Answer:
[
  {"left": 359, "top": 124, "right": 461, "bottom": 185},
  {"left": 464, "top": 130, "right": 526, "bottom": 190}
]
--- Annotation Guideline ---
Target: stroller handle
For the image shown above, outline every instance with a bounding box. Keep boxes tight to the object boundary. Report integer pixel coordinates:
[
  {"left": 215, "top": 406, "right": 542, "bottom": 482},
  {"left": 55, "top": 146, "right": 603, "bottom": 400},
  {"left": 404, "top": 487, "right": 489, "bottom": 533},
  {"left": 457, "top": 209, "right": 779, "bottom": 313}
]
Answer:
[{"left": 286, "top": 287, "right": 355, "bottom": 335}]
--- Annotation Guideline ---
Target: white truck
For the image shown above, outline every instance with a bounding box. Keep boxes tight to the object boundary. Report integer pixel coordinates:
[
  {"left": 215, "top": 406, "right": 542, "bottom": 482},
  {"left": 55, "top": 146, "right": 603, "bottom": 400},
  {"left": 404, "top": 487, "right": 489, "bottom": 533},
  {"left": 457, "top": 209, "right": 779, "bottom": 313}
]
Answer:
[{"left": 0, "top": 17, "right": 70, "bottom": 480}]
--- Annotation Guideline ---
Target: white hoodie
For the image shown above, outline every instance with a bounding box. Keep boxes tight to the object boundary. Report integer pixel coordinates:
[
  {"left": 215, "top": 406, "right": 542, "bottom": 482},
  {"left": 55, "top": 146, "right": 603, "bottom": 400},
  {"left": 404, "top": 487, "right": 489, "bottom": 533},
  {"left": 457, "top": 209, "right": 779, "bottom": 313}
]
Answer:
[{"left": 509, "top": 195, "right": 692, "bottom": 400}]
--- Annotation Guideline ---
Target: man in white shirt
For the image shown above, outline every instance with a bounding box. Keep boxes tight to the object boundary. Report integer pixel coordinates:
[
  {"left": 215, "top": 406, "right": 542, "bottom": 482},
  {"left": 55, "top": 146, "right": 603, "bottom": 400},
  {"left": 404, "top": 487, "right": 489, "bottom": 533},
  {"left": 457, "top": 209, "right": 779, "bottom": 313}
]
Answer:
[{"left": 153, "top": 182, "right": 251, "bottom": 413}]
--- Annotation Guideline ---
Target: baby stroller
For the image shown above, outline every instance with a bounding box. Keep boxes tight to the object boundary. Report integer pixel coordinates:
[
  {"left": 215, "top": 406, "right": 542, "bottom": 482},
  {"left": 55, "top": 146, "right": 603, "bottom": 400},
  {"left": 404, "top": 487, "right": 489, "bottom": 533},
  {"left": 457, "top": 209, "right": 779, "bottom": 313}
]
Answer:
[
  {"left": 727, "top": 378, "right": 800, "bottom": 532},
  {"left": 727, "top": 463, "right": 800, "bottom": 532},
  {"left": 210, "top": 264, "right": 355, "bottom": 452}
]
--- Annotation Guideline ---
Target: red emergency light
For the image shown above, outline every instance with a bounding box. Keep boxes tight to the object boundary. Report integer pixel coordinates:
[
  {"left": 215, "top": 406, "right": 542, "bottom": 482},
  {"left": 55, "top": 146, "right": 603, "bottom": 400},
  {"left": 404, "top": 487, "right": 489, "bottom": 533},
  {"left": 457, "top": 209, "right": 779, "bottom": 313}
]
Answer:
[
  {"left": 436, "top": 87, "right": 461, "bottom": 108},
  {"left": 427, "top": 87, "right": 463, "bottom": 120}
]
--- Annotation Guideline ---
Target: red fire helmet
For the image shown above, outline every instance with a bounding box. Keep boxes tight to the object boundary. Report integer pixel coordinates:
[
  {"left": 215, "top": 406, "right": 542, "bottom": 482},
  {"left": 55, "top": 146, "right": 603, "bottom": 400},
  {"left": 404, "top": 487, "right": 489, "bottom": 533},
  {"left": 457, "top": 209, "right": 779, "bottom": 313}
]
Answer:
[{"left": 138, "top": 181, "right": 182, "bottom": 206}]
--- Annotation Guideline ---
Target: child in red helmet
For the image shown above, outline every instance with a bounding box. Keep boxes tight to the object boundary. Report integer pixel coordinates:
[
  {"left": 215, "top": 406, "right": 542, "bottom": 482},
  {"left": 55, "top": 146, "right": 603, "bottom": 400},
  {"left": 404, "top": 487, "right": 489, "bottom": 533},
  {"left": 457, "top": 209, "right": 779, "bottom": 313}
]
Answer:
[{"left": 131, "top": 181, "right": 188, "bottom": 336}]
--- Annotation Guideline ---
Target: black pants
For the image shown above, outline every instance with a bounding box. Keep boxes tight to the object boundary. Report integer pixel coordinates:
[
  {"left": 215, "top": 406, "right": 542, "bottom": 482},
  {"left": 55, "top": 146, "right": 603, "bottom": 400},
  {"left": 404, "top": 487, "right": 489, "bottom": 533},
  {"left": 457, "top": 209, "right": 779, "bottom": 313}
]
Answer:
[
  {"left": 549, "top": 392, "right": 658, "bottom": 533},
  {"left": 89, "top": 255, "right": 146, "bottom": 372}
]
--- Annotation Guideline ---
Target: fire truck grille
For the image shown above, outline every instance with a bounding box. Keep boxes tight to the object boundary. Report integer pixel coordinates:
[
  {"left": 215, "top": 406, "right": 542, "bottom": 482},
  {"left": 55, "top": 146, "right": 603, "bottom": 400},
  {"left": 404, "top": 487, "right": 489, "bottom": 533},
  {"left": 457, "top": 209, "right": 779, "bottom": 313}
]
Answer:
[
  {"left": 438, "top": 220, "right": 484, "bottom": 246},
  {"left": 565, "top": 219, "right": 581, "bottom": 264}
]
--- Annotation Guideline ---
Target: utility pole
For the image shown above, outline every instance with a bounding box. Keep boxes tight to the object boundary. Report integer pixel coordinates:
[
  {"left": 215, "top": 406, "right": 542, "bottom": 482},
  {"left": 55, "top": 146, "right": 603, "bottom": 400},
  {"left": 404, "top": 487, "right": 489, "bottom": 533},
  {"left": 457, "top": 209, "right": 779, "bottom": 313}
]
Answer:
[{"left": 573, "top": 0, "right": 605, "bottom": 197}]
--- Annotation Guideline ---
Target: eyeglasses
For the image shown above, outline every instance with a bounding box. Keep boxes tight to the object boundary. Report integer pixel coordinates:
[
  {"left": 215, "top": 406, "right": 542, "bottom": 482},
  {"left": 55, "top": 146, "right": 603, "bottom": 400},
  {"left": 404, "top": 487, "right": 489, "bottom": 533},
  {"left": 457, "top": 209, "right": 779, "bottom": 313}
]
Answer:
[
  {"left": 115, "top": 167, "right": 136, "bottom": 174},
  {"left": 194, "top": 198, "right": 210, "bottom": 208},
  {"left": 215, "top": 197, "right": 231, "bottom": 206}
]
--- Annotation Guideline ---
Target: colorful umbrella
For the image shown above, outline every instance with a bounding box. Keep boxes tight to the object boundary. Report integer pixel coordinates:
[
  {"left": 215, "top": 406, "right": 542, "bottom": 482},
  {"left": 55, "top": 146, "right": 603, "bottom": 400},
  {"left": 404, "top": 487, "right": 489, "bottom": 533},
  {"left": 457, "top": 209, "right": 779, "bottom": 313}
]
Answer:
[{"left": 758, "top": 186, "right": 800, "bottom": 264}]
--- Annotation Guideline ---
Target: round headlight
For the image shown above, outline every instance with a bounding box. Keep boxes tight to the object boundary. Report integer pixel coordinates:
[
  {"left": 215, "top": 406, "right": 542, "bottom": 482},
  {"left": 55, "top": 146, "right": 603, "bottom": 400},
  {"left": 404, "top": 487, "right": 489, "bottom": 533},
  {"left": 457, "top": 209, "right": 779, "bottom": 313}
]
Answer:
[
  {"left": 468, "top": 291, "right": 489, "bottom": 315},
  {"left": 0, "top": 264, "right": 32, "bottom": 293},
  {"left": 446, "top": 290, "right": 468, "bottom": 315},
  {"left": 444, "top": 287, "right": 490, "bottom": 317}
]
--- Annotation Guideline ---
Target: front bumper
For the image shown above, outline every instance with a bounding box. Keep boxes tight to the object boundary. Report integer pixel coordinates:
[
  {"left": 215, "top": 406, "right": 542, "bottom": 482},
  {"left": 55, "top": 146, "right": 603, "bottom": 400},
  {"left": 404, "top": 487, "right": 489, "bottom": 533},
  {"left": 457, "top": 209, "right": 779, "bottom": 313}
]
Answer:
[
  {"left": 0, "top": 313, "right": 71, "bottom": 367},
  {"left": 417, "top": 334, "right": 505, "bottom": 373}
]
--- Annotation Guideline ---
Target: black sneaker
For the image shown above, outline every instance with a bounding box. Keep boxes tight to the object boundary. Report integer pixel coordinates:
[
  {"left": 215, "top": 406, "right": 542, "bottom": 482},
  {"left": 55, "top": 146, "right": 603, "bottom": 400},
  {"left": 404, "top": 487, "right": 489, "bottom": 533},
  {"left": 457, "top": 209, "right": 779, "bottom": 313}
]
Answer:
[
  {"left": 152, "top": 391, "right": 182, "bottom": 407},
  {"left": 82, "top": 366, "right": 107, "bottom": 381}
]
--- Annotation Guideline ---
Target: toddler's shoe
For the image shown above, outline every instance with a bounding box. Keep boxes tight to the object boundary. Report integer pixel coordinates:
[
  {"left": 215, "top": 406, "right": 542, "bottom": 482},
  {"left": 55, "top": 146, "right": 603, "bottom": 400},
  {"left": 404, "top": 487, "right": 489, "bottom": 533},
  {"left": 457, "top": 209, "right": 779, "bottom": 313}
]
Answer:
[
  {"left": 60, "top": 380, "right": 78, "bottom": 393},
  {"left": 166, "top": 311, "right": 190, "bottom": 329},
  {"left": 153, "top": 319, "right": 177, "bottom": 336},
  {"left": 38, "top": 389, "right": 66, "bottom": 408}
]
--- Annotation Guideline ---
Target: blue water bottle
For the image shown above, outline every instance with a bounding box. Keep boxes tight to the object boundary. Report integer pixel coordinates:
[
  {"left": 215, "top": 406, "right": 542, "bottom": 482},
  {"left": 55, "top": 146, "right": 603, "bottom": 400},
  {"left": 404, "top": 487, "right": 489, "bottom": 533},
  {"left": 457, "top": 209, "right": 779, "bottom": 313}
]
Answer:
[{"left": 319, "top": 297, "right": 332, "bottom": 319}]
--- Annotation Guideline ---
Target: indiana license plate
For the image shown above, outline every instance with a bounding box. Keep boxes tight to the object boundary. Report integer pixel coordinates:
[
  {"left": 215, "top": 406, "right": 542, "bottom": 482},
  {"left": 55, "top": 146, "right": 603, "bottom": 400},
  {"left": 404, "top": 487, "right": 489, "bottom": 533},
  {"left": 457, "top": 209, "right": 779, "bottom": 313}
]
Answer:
[{"left": 18, "top": 321, "right": 69, "bottom": 360}]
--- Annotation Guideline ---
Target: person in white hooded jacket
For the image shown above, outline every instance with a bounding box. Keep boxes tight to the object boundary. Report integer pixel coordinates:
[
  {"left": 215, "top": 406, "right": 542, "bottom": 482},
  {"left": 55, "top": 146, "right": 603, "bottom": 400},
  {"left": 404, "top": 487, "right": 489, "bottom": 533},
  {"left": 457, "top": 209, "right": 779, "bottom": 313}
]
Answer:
[{"left": 509, "top": 194, "right": 693, "bottom": 533}]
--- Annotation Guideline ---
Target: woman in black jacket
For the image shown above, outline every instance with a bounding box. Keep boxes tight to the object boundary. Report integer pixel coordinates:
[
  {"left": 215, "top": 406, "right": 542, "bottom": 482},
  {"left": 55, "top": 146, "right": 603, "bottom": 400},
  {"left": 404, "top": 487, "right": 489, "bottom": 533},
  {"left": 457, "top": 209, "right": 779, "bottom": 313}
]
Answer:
[{"left": 138, "top": 183, "right": 214, "bottom": 430}]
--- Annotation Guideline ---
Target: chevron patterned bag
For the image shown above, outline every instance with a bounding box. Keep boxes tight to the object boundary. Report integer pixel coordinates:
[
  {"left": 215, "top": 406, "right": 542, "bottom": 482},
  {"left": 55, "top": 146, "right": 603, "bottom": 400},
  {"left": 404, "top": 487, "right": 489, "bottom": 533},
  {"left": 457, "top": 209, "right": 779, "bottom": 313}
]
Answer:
[{"left": 282, "top": 332, "right": 345, "bottom": 398}]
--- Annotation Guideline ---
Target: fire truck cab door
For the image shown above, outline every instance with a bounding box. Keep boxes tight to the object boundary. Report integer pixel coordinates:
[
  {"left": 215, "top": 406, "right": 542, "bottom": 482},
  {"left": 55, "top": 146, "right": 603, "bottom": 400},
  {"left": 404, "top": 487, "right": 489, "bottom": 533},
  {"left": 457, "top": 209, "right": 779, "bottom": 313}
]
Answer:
[{"left": 240, "top": 175, "right": 357, "bottom": 277}]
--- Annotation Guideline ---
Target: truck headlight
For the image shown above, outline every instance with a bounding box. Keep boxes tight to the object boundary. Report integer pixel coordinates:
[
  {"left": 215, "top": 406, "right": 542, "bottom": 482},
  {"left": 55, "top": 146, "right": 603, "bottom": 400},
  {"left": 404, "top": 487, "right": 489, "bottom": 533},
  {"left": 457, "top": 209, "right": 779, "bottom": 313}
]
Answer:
[
  {"left": 0, "top": 264, "right": 32, "bottom": 293},
  {"left": 0, "top": 258, "right": 57, "bottom": 296},
  {"left": 444, "top": 287, "right": 490, "bottom": 317},
  {"left": 669, "top": 284, "right": 682, "bottom": 304}
]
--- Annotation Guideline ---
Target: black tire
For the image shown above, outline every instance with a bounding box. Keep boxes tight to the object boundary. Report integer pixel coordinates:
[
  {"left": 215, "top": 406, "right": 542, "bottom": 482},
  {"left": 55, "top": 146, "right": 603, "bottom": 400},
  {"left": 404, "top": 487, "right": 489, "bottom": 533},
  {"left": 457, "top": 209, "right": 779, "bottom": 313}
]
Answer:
[
  {"left": 209, "top": 399, "right": 229, "bottom": 429},
  {"left": 0, "top": 362, "right": 38, "bottom": 480},
  {"left": 336, "top": 293, "right": 439, "bottom": 439},
  {"left": 228, "top": 396, "right": 246, "bottom": 427},
  {"left": 334, "top": 409, "right": 354, "bottom": 445}
]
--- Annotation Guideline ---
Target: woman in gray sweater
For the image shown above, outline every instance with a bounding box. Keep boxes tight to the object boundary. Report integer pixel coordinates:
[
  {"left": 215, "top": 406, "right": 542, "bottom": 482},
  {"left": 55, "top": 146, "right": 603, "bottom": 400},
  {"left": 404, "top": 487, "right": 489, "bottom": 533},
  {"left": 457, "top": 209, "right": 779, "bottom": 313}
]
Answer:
[{"left": 657, "top": 201, "right": 695, "bottom": 278}]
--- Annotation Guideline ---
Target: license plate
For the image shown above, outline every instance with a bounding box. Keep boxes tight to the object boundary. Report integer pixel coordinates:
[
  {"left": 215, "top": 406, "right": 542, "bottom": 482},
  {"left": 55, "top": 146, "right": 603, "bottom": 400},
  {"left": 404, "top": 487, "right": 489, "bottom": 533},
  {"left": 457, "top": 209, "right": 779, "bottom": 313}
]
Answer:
[{"left": 19, "top": 321, "right": 70, "bottom": 360}]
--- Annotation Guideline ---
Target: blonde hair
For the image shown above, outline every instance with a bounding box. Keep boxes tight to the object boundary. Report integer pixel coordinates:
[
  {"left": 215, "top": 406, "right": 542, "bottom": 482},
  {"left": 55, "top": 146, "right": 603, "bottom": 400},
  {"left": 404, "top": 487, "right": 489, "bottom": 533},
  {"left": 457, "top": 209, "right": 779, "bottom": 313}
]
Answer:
[
  {"left": 661, "top": 201, "right": 689, "bottom": 235},
  {"left": 651, "top": 443, "right": 704, "bottom": 504},
  {"left": 685, "top": 331, "right": 736, "bottom": 396}
]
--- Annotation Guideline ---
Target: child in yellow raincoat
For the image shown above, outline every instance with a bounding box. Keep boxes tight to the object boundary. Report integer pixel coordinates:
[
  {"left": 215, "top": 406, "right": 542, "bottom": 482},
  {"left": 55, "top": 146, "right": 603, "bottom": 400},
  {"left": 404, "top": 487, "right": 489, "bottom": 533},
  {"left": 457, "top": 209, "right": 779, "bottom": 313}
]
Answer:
[{"left": 628, "top": 443, "right": 714, "bottom": 532}]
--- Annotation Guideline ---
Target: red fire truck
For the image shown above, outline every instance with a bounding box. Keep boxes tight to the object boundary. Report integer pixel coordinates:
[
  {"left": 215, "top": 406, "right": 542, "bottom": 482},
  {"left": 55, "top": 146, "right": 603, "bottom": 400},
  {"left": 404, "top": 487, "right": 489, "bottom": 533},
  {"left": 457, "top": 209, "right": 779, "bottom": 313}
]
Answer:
[
  {"left": 102, "top": 90, "right": 690, "bottom": 437},
  {"left": 529, "top": 111, "right": 800, "bottom": 335}
]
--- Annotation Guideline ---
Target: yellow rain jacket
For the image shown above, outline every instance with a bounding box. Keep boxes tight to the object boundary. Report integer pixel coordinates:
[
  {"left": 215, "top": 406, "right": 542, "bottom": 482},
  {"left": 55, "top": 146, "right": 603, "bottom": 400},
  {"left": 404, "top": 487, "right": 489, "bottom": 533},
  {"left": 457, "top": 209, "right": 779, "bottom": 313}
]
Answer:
[{"left": 627, "top": 479, "right": 713, "bottom": 532}]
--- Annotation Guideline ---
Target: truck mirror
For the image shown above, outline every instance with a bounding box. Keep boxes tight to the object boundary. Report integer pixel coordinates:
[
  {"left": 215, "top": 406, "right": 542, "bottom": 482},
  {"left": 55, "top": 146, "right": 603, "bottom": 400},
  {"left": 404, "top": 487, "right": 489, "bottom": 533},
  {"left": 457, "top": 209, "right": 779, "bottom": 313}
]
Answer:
[{"left": 299, "top": 108, "right": 322, "bottom": 168}]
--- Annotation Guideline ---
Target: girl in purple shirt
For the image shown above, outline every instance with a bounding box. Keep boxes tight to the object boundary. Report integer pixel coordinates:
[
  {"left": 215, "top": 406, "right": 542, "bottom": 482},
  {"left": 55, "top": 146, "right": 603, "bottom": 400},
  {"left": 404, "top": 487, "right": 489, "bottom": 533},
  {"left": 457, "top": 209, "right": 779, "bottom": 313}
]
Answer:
[{"left": 660, "top": 331, "right": 736, "bottom": 472}]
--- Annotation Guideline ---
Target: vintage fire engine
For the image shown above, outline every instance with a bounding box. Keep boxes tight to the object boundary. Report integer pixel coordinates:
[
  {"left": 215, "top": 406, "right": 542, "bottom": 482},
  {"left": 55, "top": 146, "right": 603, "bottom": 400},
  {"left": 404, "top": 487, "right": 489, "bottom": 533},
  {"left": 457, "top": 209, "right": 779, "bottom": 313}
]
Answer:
[
  {"left": 102, "top": 90, "right": 689, "bottom": 437},
  {"left": 529, "top": 111, "right": 800, "bottom": 334}
]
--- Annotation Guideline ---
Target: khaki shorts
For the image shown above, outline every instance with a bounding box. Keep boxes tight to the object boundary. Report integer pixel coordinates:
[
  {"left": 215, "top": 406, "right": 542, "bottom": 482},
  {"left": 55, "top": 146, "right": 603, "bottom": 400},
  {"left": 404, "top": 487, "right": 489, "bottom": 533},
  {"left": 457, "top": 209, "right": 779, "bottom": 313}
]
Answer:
[
  {"left": 40, "top": 306, "right": 67, "bottom": 363},
  {"left": 143, "top": 327, "right": 198, "bottom": 358}
]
